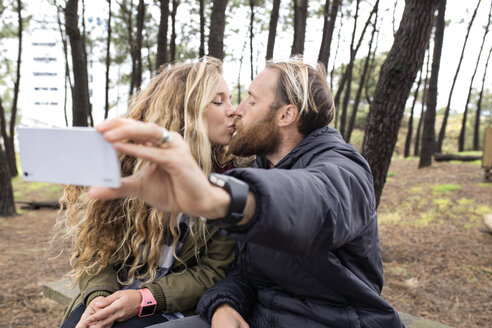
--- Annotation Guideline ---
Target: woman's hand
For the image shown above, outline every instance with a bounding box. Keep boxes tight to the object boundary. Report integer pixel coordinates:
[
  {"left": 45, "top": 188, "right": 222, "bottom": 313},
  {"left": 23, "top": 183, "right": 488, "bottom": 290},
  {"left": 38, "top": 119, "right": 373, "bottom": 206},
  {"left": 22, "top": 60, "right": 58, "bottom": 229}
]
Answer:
[
  {"left": 88, "top": 118, "right": 230, "bottom": 219},
  {"left": 211, "top": 303, "right": 250, "bottom": 328},
  {"left": 79, "top": 290, "right": 141, "bottom": 328},
  {"left": 75, "top": 296, "right": 106, "bottom": 328}
]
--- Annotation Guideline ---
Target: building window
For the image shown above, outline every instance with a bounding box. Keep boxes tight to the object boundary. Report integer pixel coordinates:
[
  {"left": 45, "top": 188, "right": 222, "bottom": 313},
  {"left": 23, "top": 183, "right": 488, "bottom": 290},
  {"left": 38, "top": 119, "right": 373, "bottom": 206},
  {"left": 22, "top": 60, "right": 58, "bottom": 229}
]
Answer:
[
  {"left": 32, "top": 42, "right": 56, "bottom": 47},
  {"left": 33, "top": 57, "right": 56, "bottom": 63},
  {"left": 34, "top": 87, "right": 58, "bottom": 91},
  {"left": 33, "top": 72, "right": 57, "bottom": 76}
]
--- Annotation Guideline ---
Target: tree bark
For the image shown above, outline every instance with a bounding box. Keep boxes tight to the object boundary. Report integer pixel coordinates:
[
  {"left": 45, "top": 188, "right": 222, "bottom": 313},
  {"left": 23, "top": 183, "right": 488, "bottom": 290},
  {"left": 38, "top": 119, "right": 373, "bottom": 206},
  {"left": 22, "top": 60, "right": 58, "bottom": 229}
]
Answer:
[
  {"left": 404, "top": 69, "right": 423, "bottom": 157},
  {"left": 266, "top": 0, "right": 281, "bottom": 61},
  {"left": 361, "top": 0, "right": 437, "bottom": 207},
  {"left": 156, "top": 0, "right": 169, "bottom": 68},
  {"left": 134, "top": 0, "right": 145, "bottom": 91},
  {"left": 249, "top": 0, "right": 255, "bottom": 81},
  {"left": 208, "top": 0, "right": 228, "bottom": 60},
  {"left": 104, "top": 0, "right": 112, "bottom": 119},
  {"left": 459, "top": 0, "right": 491, "bottom": 152},
  {"left": 0, "top": 145, "right": 16, "bottom": 217},
  {"left": 333, "top": 1, "right": 378, "bottom": 126},
  {"left": 0, "top": 97, "right": 16, "bottom": 216},
  {"left": 419, "top": 0, "right": 446, "bottom": 168},
  {"left": 170, "top": 0, "right": 179, "bottom": 62},
  {"left": 318, "top": 0, "right": 340, "bottom": 70},
  {"left": 291, "top": 0, "right": 308, "bottom": 56},
  {"left": 55, "top": 5, "right": 72, "bottom": 126},
  {"left": 3, "top": 0, "right": 23, "bottom": 177},
  {"left": 474, "top": 43, "right": 492, "bottom": 150},
  {"left": 339, "top": 0, "right": 361, "bottom": 139},
  {"left": 437, "top": 0, "right": 482, "bottom": 153},
  {"left": 347, "top": 5, "right": 378, "bottom": 142},
  {"left": 199, "top": 0, "right": 205, "bottom": 57},
  {"left": 66, "top": 0, "right": 90, "bottom": 127},
  {"left": 414, "top": 49, "right": 431, "bottom": 156}
]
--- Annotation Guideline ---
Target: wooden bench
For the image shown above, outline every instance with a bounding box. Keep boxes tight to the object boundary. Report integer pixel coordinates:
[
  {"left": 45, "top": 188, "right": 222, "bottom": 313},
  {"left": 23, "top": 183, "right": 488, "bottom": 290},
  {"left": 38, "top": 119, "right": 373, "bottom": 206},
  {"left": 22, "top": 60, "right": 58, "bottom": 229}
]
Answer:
[
  {"left": 483, "top": 127, "right": 492, "bottom": 181},
  {"left": 43, "top": 277, "right": 453, "bottom": 327}
]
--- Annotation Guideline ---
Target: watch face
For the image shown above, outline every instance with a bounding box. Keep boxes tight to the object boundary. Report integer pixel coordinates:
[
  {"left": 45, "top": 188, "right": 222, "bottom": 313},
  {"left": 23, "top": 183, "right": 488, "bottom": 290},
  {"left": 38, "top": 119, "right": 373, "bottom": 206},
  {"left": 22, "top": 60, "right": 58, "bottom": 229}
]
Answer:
[{"left": 140, "top": 304, "right": 157, "bottom": 316}]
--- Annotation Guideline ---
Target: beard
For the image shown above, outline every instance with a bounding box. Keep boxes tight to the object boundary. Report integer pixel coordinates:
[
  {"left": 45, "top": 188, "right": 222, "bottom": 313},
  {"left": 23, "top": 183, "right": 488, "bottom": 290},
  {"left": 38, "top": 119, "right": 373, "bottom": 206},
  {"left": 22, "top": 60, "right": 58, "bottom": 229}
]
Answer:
[{"left": 229, "top": 109, "right": 281, "bottom": 157}]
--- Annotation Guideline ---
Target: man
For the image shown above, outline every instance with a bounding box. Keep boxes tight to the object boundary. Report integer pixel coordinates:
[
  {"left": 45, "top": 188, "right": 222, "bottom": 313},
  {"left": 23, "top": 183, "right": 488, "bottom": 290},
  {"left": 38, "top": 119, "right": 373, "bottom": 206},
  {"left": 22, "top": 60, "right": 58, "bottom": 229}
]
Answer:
[{"left": 89, "top": 58, "right": 403, "bottom": 327}]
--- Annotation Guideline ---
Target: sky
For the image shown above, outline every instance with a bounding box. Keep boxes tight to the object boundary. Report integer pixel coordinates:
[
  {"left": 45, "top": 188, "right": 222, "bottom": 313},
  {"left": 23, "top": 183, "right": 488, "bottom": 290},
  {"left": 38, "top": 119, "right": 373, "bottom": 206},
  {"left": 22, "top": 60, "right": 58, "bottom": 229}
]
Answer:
[{"left": 3, "top": 0, "right": 492, "bottom": 127}]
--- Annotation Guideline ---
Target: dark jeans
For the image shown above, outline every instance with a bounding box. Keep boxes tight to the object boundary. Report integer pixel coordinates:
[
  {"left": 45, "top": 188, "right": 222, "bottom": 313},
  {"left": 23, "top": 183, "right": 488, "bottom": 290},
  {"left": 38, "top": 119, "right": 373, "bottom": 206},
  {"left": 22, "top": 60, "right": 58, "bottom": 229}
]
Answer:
[
  {"left": 147, "top": 315, "right": 210, "bottom": 328},
  {"left": 60, "top": 303, "right": 168, "bottom": 328}
]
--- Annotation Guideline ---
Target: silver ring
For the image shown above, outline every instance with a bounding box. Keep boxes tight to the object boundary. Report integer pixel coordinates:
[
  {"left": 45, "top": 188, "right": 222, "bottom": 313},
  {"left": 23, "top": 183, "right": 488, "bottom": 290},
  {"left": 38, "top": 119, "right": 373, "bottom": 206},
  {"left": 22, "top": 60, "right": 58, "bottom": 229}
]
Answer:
[{"left": 156, "top": 127, "right": 172, "bottom": 146}]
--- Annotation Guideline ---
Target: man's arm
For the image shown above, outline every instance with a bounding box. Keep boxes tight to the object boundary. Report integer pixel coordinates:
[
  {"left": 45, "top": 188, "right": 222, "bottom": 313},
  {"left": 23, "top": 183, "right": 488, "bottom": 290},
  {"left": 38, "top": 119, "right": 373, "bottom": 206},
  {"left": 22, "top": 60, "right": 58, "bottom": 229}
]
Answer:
[
  {"left": 196, "top": 257, "right": 257, "bottom": 323},
  {"left": 220, "top": 157, "right": 376, "bottom": 256}
]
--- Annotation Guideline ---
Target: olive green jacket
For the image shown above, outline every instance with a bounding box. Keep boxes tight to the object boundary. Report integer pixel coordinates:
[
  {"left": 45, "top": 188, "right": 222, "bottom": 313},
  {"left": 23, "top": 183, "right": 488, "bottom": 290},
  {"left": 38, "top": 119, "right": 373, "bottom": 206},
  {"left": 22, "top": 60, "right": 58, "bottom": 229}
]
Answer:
[{"left": 62, "top": 228, "right": 235, "bottom": 322}]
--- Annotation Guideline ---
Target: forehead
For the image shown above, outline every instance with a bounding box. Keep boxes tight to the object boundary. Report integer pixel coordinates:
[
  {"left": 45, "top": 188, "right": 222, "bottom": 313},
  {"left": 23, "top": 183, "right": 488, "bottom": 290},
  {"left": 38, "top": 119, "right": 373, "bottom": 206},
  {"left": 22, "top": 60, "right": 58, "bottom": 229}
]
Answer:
[{"left": 249, "top": 68, "right": 279, "bottom": 98}]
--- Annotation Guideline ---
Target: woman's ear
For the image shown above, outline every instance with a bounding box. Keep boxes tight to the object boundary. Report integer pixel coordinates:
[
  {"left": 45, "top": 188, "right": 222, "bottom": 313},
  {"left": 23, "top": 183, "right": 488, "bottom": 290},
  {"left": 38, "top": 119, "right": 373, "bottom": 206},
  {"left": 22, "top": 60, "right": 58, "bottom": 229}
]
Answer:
[{"left": 278, "top": 104, "right": 299, "bottom": 128}]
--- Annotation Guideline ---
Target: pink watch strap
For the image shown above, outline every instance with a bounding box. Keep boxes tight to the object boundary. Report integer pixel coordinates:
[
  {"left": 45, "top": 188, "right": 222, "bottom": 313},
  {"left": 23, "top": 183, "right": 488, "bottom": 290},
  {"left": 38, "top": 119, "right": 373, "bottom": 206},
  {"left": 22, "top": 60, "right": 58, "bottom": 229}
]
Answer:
[{"left": 137, "top": 288, "right": 157, "bottom": 317}]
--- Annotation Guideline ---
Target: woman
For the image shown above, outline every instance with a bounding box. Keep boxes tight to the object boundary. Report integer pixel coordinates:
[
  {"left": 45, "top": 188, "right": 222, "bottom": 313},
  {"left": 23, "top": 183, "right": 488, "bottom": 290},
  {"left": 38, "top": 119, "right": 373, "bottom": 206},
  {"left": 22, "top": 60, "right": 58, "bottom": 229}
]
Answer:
[{"left": 59, "top": 57, "right": 239, "bottom": 328}]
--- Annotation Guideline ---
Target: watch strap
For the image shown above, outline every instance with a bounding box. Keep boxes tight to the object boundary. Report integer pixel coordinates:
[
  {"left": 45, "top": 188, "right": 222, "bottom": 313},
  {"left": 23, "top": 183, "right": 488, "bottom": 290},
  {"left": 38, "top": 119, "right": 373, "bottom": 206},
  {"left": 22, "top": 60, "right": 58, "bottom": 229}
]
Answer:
[
  {"left": 207, "top": 173, "right": 249, "bottom": 227},
  {"left": 137, "top": 288, "right": 157, "bottom": 317}
]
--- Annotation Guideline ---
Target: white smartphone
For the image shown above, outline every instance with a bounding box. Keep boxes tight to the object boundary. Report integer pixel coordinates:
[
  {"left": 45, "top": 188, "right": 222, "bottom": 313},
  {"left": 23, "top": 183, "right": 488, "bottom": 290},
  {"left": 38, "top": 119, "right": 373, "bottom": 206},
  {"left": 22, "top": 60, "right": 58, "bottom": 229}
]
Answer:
[{"left": 17, "top": 126, "right": 121, "bottom": 188}]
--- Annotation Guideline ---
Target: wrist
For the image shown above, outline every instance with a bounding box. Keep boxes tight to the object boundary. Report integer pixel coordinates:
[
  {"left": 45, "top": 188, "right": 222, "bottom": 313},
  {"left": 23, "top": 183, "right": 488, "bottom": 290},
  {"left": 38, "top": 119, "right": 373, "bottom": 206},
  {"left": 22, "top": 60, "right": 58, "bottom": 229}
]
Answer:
[{"left": 206, "top": 185, "right": 232, "bottom": 219}]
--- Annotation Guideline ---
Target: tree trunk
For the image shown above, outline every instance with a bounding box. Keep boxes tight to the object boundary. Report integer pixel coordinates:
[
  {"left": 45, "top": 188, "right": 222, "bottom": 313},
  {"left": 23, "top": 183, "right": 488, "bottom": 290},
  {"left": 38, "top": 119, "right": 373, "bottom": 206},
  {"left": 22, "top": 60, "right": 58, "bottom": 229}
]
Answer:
[
  {"left": 3, "top": 0, "right": 23, "bottom": 177},
  {"left": 81, "top": 0, "right": 93, "bottom": 127},
  {"left": 199, "top": 0, "right": 205, "bottom": 57},
  {"left": 156, "top": 0, "right": 169, "bottom": 68},
  {"left": 208, "top": 0, "right": 228, "bottom": 60},
  {"left": 458, "top": 1, "right": 491, "bottom": 152},
  {"left": 330, "top": 16, "right": 343, "bottom": 91},
  {"left": 361, "top": 0, "right": 437, "bottom": 207},
  {"left": 333, "top": 1, "right": 378, "bottom": 124},
  {"left": 474, "top": 42, "right": 492, "bottom": 150},
  {"left": 291, "top": 0, "right": 308, "bottom": 56},
  {"left": 170, "top": 0, "right": 179, "bottom": 62},
  {"left": 238, "top": 39, "right": 247, "bottom": 104},
  {"left": 55, "top": 6, "right": 72, "bottom": 126},
  {"left": 318, "top": 0, "right": 340, "bottom": 70},
  {"left": 104, "top": 0, "right": 112, "bottom": 119},
  {"left": 347, "top": 6, "right": 378, "bottom": 142},
  {"left": 419, "top": 0, "right": 446, "bottom": 168},
  {"left": 266, "top": 0, "right": 281, "bottom": 61},
  {"left": 437, "top": 0, "right": 482, "bottom": 153},
  {"left": 404, "top": 69, "right": 423, "bottom": 157},
  {"left": 249, "top": 0, "right": 255, "bottom": 81},
  {"left": 134, "top": 0, "right": 145, "bottom": 91},
  {"left": 65, "top": 0, "right": 90, "bottom": 127},
  {"left": 339, "top": 0, "right": 361, "bottom": 139},
  {"left": 414, "top": 49, "right": 431, "bottom": 156},
  {"left": 124, "top": 1, "right": 136, "bottom": 97},
  {"left": 0, "top": 145, "right": 16, "bottom": 217}
]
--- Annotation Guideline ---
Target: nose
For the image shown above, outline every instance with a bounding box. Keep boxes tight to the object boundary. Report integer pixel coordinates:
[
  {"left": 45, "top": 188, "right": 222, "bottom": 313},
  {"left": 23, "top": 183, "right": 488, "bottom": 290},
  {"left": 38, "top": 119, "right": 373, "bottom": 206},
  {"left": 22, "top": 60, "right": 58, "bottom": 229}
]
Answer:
[
  {"left": 225, "top": 102, "right": 235, "bottom": 117},
  {"left": 235, "top": 99, "right": 246, "bottom": 117}
]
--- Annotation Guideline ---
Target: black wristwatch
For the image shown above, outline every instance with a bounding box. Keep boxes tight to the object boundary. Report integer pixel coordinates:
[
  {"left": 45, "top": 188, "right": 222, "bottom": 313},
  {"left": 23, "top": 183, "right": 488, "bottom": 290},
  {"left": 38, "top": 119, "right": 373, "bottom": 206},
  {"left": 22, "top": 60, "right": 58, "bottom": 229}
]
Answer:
[{"left": 205, "top": 173, "right": 249, "bottom": 228}]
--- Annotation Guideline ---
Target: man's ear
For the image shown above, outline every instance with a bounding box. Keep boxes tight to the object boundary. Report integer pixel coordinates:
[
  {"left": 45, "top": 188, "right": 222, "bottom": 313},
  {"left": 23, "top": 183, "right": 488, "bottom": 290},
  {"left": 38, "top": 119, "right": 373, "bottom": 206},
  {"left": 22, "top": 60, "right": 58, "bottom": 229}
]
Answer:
[{"left": 278, "top": 104, "right": 299, "bottom": 127}]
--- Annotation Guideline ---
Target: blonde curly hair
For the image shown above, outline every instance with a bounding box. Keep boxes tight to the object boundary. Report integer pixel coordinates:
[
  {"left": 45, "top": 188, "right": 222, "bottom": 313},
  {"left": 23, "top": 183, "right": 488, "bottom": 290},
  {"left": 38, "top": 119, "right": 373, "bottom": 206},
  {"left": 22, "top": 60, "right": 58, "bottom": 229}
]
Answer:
[{"left": 59, "top": 57, "right": 231, "bottom": 286}]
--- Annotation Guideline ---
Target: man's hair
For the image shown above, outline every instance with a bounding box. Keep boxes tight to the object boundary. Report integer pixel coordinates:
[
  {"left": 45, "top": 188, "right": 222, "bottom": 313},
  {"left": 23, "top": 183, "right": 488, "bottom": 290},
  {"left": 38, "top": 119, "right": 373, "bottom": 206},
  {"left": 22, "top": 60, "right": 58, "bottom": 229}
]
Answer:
[{"left": 266, "top": 57, "right": 335, "bottom": 136}]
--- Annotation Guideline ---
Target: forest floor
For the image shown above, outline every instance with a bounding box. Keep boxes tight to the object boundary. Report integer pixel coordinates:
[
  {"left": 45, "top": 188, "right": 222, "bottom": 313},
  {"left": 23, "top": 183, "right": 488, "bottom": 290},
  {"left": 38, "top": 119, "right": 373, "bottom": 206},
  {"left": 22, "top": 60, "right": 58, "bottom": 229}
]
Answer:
[{"left": 0, "top": 158, "right": 491, "bottom": 328}]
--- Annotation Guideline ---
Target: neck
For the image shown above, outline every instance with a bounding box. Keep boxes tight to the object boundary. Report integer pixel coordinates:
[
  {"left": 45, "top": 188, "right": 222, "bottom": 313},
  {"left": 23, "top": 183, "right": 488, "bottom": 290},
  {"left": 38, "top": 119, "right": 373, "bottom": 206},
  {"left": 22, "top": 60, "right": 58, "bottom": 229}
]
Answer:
[{"left": 265, "top": 130, "right": 304, "bottom": 166}]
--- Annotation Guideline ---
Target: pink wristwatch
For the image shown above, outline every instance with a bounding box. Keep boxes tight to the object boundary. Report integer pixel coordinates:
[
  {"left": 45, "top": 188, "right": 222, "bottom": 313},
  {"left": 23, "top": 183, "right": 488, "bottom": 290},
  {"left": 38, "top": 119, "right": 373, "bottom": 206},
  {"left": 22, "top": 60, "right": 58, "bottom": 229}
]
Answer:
[{"left": 137, "top": 288, "right": 157, "bottom": 317}]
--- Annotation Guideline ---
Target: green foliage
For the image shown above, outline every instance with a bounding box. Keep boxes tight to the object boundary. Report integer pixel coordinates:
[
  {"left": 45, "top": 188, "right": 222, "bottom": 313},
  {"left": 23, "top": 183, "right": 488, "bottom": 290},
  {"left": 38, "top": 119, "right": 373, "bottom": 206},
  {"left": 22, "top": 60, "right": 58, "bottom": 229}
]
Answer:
[{"left": 431, "top": 184, "right": 462, "bottom": 193}]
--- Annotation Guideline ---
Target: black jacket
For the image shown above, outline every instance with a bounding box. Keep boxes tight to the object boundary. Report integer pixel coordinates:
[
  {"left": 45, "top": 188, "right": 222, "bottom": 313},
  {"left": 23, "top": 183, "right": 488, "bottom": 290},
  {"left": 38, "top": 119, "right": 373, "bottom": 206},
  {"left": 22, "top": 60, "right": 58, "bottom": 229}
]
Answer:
[{"left": 197, "top": 127, "right": 404, "bottom": 328}]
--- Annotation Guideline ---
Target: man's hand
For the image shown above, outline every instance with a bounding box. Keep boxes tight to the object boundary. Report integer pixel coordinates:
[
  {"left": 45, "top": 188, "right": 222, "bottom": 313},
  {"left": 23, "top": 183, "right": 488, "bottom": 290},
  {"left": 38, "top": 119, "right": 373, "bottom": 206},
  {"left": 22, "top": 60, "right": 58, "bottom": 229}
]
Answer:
[
  {"left": 78, "top": 290, "right": 141, "bottom": 328},
  {"left": 211, "top": 303, "right": 249, "bottom": 328},
  {"left": 88, "top": 118, "right": 230, "bottom": 219}
]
